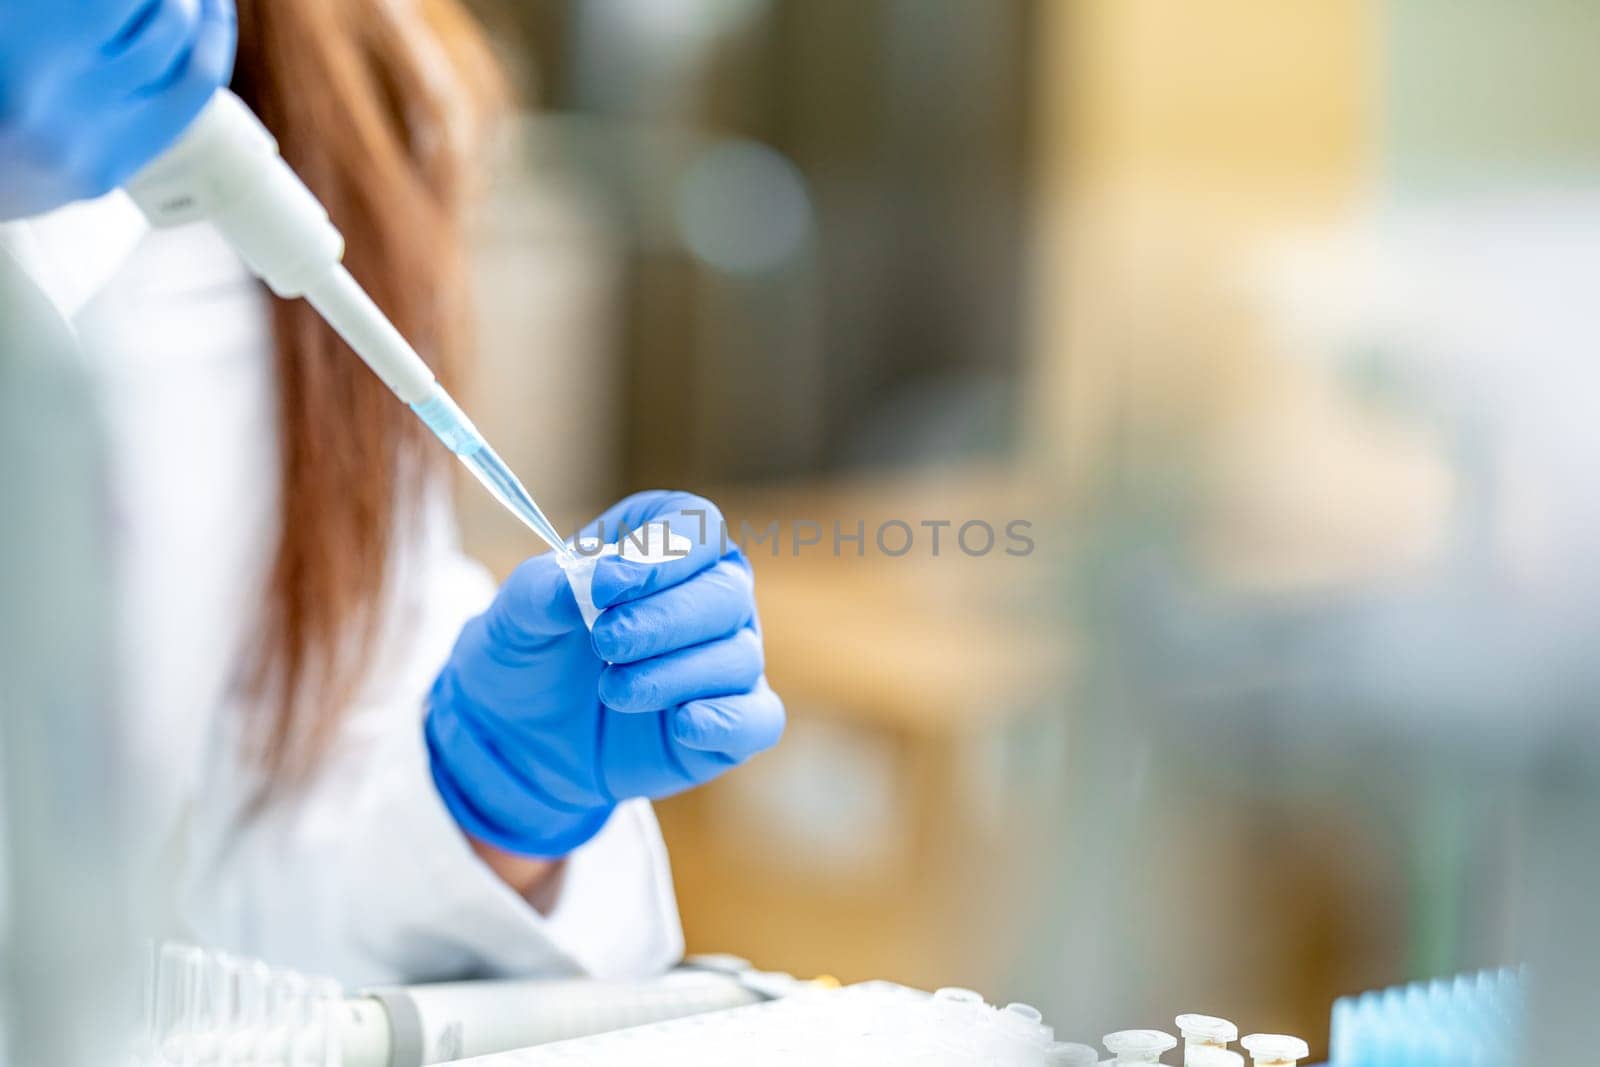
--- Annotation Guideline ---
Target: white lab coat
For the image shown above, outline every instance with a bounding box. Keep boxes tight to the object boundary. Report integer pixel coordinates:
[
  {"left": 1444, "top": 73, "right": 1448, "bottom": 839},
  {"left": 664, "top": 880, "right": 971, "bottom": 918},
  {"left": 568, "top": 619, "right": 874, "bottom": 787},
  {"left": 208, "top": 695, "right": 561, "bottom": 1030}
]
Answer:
[{"left": 0, "top": 193, "right": 683, "bottom": 988}]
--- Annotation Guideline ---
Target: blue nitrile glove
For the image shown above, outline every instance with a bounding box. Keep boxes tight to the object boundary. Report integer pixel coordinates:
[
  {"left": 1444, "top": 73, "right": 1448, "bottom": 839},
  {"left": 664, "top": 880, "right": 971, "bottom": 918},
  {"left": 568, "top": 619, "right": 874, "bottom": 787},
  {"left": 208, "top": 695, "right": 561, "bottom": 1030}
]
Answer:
[
  {"left": 0, "top": 0, "right": 237, "bottom": 220},
  {"left": 426, "top": 491, "right": 785, "bottom": 858}
]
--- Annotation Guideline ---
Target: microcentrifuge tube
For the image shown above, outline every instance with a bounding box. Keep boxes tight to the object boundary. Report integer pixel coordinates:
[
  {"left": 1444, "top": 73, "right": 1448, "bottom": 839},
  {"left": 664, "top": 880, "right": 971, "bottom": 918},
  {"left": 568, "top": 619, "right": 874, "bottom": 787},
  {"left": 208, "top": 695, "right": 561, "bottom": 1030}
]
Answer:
[
  {"left": 1047, "top": 1041, "right": 1100, "bottom": 1066},
  {"left": 1240, "top": 1033, "right": 1310, "bottom": 1067},
  {"left": 1185, "top": 1049, "right": 1244, "bottom": 1067},
  {"left": 1176, "top": 1014, "right": 1238, "bottom": 1061},
  {"left": 1103, "top": 1029, "right": 1179, "bottom": 1063},
  {"left": 999, "top": 1001, "right": 1052, "bottom": 1044}
]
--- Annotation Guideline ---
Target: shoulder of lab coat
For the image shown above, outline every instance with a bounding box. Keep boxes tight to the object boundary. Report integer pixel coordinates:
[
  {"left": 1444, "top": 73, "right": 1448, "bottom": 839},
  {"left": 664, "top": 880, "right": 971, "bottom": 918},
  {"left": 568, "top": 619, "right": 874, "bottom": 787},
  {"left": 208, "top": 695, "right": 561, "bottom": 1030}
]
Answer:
[
  {"left": 182, "top": 482, "right": 686, "bottom": 989},
  {"left": 0, "top": 193, "right": 150, "bottom": 321}
]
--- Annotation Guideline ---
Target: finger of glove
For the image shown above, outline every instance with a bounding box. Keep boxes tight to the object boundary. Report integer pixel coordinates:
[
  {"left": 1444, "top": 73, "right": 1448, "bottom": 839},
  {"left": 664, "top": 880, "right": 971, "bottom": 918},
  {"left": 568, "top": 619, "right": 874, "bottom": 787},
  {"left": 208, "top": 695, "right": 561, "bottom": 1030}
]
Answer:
[
  {"left": 598, "top": 628, "right": 763, "bottom": 713},
  {"left": 72, "top": 0, "right": 232, "bottom": 198},
  {"left": 74, "top": 0, "right": 160, "bottom": 42},
  {"left": 135, "top": 0, "right": 234, "bottom": 97},
  {"left": 671, "top": 678, "right": 786, "bottom": 760},
  {"left": 585, "top": 489, "right": 721, "bottom": 540},
  {"left": 591, "top": 558, "right": 754, "bottom": 664},
  {"left": 596, "top": 708, "right": 698, "bottom": 801},
  {"left": 104, "top": 0, "right": 167, "bottom": 51},
  {"left": 583, "top": 491, "right": 731, "bottom": 609},
  {"left": 486, "top": 552, "right": 586, "bottom": 649},
  {"left": 95, "top": 0, "right": 232, "bottom": 192},
  {"left": 100, "top": 0, "right": 197, "bottom": 94}
]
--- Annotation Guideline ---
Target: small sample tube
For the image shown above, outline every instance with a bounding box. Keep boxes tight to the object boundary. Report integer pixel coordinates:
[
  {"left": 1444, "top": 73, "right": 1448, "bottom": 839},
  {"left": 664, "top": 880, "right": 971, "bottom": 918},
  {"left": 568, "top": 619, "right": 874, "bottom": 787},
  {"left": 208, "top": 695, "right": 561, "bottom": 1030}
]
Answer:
[
  {"left": 933, "top": 987, "right": 985, "bottom": 1004},
  {"left": 1047, "top": 1041, "right": 1100, "bottom": 1066},
  {"left": 1185, "top": 1050, "right": 1244, "bottom": 1067},
  {"left": 1103, "top": 1029, "right": 1178, "bottom": 1063},
  {"left": 1176, "top": 1014, "right": 1238, "bottom": 1062},
  {"left": 998, "top": 1001, "right": 1053, "bottom": 1045},
  {"left": 1240, "top": 1033, "right": 1310, "bottom": 1067},
  {"left": 560, "top": 522, "right": 693, "bottom": 631}
]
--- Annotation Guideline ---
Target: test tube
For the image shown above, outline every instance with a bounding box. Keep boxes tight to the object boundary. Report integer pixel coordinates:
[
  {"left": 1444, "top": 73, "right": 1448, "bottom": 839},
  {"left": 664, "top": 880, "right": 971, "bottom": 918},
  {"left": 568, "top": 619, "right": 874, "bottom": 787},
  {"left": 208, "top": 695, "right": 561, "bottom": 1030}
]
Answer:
[
  {"left": 267, "top": 968, "right": 307, "bottom": 1065},
  {"left": 1176, "top": 1014, "right": 1238, "bottom": 1061},
  {"left": 201, "top": 951, "right": 239, "bottom": 1067},
  {"left": 153, "top": 943, "right": 204, "bottom": 1067},
  {"left": 1103, "top": 1029, "right": 1179, "bottom": 1063},
  {"left": 311, "top": 977, "right": 344, "bottom": 1067},
  {"left": 1240, "top": 1033, "right": 1310, "bottom": 1067}
]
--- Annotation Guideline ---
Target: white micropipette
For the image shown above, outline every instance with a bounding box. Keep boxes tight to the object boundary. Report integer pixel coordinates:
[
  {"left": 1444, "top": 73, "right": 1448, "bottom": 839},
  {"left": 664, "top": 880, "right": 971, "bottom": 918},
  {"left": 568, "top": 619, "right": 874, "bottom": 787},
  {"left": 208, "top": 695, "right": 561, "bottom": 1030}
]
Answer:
[
  {"left": 303, "top": 267, "right": 571, "bottom": 558},
  {"left": 124, "top": 90, "right": 574, "bottom": 564}
]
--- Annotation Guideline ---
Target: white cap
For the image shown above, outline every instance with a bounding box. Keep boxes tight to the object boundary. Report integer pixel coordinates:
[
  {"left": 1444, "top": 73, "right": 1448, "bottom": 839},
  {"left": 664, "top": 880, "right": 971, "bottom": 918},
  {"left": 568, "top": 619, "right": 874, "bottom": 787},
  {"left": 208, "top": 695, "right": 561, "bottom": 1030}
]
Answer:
[
  {"left": 998, "top": 1001, "right": 1051, "bottom": 1041},
  {"left": 1103, "top": 1029, "right": 1178, "bottom": 1062},
  {"left": 1185, "top": 1049, "right": 1244, "bottom": 1067},
  {"left": 1175, "top": 1014, "right": 1239, "bottom": 1046},
  {"left": 1240, "top": 1034, "right": 1310, "bottom": 1065}
]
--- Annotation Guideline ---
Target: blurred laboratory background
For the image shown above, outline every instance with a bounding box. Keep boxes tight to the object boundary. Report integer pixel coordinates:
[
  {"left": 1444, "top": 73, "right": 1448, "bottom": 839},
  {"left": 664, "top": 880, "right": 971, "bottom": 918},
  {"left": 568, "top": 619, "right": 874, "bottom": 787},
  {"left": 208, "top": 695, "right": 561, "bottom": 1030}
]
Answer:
[{"left": 443, "top": 0, "right": 1600, "bottom": 1059}]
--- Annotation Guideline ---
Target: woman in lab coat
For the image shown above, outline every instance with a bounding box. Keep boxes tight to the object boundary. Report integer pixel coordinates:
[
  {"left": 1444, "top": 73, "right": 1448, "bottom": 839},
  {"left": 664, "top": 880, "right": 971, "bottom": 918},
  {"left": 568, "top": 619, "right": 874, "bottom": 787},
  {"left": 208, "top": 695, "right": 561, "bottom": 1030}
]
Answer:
[{"left": 0, "top": 0, "right": 781, "bottom": 984}]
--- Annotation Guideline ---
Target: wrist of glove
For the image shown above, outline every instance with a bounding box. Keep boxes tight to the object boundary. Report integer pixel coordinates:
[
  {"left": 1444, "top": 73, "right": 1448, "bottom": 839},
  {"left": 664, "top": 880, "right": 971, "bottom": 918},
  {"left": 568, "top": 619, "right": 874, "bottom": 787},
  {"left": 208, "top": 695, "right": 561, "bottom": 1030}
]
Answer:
[{"left": 425, "top": 491, "right": 784, "bottom": 859}]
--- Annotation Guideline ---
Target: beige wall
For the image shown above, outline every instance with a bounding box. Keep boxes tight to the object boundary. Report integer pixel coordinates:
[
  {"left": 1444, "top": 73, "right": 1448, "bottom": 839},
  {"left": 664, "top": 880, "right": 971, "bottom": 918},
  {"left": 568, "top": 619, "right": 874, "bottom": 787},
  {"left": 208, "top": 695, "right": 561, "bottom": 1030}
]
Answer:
[{"left": 1026, "top": 0, "right": 1376, "bottom": 504}]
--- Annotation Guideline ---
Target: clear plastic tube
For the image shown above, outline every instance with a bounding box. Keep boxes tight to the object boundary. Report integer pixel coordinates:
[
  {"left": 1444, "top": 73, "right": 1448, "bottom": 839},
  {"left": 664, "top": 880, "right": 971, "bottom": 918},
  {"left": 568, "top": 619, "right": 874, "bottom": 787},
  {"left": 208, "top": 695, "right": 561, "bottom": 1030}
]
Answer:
[
  {"left": 1239, "top": 1033, "right": 1309, "bottom": 1067},
  {"left": 1177, "top": 1014, "right": 1238, "bottom": 1062},
  {"left": 143, "top": 942, "right": 341, "bottom": 1066}
]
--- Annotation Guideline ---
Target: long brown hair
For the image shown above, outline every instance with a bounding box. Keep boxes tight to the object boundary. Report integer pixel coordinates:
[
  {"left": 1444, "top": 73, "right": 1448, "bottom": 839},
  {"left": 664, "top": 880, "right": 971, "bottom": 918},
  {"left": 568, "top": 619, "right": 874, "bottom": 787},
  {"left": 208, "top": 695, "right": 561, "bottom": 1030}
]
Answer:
[{"left": 229, "top": 0, "right": 502, "bottom": 782}]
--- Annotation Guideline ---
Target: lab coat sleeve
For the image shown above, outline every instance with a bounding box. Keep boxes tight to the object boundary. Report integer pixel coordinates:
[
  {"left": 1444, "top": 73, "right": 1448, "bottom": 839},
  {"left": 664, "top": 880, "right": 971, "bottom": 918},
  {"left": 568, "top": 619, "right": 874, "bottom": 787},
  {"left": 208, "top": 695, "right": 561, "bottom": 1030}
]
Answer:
[{"left": 180, "top": 498, "right": 685, "bottom": 988}]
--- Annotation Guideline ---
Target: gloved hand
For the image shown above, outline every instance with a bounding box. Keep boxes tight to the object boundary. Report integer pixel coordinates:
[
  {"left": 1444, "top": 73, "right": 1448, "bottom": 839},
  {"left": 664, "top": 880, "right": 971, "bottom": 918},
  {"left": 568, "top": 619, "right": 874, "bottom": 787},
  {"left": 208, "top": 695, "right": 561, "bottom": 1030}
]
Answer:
[
  {"left": 426, "top": 491, "right": 785, "bottom": 858},
  {"left": 0, "top": 0, "right": 237, "bottom": 220}
]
